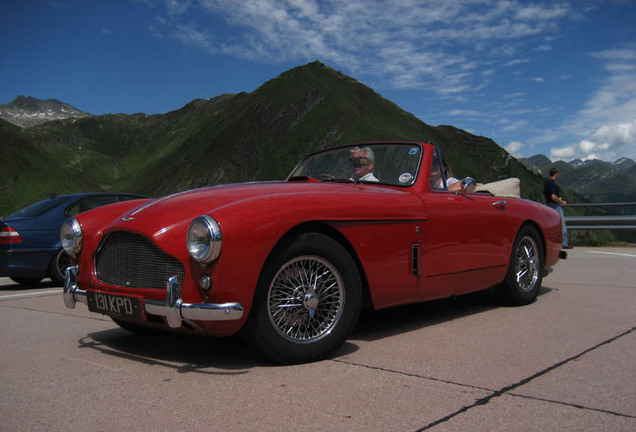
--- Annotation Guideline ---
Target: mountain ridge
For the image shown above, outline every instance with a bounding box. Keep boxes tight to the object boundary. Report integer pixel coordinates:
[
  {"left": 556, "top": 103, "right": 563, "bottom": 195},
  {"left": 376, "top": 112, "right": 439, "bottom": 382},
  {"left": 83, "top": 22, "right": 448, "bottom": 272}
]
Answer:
[
  {"left": 520, "top": 154, "right": 636, "bottom": 202},
  {"left": 0, "top": 62, "right": 607, "bottom": 215}
]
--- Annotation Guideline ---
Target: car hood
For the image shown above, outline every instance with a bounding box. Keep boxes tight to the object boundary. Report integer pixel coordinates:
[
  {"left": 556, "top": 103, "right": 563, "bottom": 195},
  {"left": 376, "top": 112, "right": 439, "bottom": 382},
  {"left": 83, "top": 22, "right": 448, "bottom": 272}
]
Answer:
[{"left": 97, "top": 180, "right": 419, "bottom": 241}]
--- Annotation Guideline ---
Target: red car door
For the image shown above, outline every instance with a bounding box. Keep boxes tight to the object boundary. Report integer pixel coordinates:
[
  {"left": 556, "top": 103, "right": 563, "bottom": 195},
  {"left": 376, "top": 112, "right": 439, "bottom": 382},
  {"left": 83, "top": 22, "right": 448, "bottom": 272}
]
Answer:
[{"left": 418, "top": 189, "right": 513, "bottom": 300}]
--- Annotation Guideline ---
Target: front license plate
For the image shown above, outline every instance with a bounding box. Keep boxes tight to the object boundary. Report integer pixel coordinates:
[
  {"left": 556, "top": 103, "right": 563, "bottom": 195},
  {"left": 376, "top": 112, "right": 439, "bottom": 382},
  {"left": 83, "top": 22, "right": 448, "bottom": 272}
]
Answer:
[{"left": 87, "top": 291, "right": 144, "bottom": 320}]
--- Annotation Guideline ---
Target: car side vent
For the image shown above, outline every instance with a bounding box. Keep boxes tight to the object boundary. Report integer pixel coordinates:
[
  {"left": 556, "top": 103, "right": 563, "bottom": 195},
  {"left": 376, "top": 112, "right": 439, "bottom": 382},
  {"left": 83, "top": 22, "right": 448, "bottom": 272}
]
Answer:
[{"left": 411, "top": 243, "right": 421, "bottom": 275}]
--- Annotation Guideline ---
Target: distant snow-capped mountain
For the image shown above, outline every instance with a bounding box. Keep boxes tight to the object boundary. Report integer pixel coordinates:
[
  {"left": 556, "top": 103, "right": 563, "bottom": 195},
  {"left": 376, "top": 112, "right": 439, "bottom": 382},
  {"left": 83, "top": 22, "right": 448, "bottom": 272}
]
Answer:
[
  {"left": 614, "top": 157, "right": 636, "bottom": 171},
  {"left": 0, "top": 96, "right": 92, "bottom": 128},
  {"left": 520, "top": 154, "right": 635, "bottom": 173},
  {"left": 519, "top": 154, "right": 636, "bottom": 202}
]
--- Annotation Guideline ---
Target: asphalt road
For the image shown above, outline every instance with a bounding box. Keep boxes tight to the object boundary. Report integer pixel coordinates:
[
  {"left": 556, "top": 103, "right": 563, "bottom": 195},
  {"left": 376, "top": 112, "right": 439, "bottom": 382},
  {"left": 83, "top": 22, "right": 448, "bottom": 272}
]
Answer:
[{"left": 1, "top": 247, "right": 634, "bottom": 431}]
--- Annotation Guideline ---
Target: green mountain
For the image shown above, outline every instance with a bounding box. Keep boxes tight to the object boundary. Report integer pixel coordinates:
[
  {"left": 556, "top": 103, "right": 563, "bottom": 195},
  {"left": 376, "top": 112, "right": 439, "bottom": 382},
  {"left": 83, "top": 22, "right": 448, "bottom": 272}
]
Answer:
[{"left": 1, "top": 62, "right": 552, "bottom": 216}]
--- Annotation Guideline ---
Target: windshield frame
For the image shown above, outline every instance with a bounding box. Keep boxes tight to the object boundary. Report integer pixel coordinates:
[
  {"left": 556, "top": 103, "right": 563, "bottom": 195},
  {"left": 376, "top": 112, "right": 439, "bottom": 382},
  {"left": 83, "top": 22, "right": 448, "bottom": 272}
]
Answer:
[{"left": 287, "top": 142, "right": 425, "bottom": 188}]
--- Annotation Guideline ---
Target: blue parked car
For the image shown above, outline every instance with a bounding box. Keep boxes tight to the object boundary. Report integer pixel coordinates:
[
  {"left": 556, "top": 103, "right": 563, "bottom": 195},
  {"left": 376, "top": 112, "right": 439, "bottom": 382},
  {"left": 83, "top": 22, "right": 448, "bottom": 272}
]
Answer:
[{"left": 1, "top": 193, "right": 146, "bottom": 286}]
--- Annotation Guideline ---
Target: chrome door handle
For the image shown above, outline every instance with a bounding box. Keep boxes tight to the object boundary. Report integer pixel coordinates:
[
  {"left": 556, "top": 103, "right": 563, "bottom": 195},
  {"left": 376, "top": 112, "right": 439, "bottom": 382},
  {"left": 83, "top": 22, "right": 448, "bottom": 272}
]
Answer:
[{"left": 492, "top": 200, "right": 507, "bottom": 208}]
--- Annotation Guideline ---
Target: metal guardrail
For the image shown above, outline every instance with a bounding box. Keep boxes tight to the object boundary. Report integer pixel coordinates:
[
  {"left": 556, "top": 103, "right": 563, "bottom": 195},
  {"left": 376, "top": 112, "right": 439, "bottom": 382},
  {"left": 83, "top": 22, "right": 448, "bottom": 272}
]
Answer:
[{"left": 564, "top": 202, "right": 636, "bottom": 230}]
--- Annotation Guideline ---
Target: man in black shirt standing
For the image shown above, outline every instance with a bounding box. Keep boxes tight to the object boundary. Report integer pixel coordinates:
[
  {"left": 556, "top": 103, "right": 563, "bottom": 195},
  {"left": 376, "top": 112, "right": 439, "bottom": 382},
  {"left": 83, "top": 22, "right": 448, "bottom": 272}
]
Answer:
[{"left": 543, "top": 167, "right": 571, "bottom": 249}]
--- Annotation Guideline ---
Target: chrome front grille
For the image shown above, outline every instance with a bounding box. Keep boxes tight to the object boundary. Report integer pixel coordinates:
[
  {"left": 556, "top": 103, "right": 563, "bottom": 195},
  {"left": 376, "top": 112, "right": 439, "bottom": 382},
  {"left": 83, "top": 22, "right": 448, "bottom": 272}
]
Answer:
[{"left": 95, "top": 231, "right": 185, "bottom": 289}]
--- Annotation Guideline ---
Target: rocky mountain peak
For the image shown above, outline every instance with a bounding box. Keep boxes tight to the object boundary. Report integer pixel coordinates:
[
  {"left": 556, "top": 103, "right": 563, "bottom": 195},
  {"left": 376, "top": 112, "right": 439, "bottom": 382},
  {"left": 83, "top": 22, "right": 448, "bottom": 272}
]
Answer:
[
  {"left": 0, "top": 95, "right": 92, "bottom": 128},
  {"left": 614, "top": 157, "right": 636, "bottom": 170}
]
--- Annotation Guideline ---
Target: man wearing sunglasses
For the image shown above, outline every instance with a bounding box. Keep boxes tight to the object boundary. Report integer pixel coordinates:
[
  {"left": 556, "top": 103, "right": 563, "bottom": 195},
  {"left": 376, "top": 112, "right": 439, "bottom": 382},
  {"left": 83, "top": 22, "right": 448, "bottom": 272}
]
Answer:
[{"left": 350, "top": 147, "right": 379, "bottom": 182}]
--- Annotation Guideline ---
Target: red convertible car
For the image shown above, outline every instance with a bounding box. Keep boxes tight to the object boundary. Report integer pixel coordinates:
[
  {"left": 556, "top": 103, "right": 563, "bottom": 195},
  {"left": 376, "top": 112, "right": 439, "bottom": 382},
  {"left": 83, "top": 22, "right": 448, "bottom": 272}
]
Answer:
[{"left": 62, "top": 141, "right": 565, "bottom": 363}]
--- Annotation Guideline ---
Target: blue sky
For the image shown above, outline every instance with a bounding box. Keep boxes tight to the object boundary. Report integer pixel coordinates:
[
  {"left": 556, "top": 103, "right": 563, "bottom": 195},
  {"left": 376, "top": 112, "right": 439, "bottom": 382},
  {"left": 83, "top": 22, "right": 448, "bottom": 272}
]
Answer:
[{"left": 1, "top": 0, "right": 635, "bottom": 162}]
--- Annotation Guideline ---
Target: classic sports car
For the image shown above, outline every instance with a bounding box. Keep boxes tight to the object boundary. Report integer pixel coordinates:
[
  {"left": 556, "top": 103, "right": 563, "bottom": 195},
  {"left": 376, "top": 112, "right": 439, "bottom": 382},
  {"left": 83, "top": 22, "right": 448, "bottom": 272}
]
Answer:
[
  {"left": 62, "top": 141, "right": 565, "bottom": 363},
  {"left": 1, "top": 192, "right": 145, "bottom": 286}
]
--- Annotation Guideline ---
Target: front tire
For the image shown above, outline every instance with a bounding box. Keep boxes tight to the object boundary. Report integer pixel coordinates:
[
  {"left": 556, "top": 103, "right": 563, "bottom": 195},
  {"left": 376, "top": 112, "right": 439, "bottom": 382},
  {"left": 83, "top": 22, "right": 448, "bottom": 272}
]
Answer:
[
  {"left": 244, "top": 232, "right": 362, "bottom": 364},
  {"left": 496, "top": 226, "right": 544, "bottom": 306}
]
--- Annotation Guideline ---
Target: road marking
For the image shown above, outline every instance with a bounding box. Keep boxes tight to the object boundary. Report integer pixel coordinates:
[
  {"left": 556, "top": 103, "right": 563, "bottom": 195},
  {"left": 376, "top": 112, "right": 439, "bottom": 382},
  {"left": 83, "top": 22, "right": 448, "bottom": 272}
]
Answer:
[
  {"left": 0, "top": 289, "right": 63, "bottom": 300},
  {"left": 587, "top": 251, "right": 636, "bottom": 258}
]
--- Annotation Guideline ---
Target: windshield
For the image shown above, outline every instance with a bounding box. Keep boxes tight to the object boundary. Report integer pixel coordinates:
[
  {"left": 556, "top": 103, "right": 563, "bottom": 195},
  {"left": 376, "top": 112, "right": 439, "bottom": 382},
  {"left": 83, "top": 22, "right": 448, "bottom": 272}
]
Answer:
[
  {"left": 288, "top": 143, "right": 423, "bottom": 187},
  {"left": 8, "top": 196, "right": 67, "bottom": 218}
]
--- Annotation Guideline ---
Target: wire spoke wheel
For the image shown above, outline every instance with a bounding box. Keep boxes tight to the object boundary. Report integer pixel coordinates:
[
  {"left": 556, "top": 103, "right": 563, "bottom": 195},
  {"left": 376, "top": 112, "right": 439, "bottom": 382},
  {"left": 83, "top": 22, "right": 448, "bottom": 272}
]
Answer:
[
  {"left": 267, "top": 256, "right": 344, "bottom": 344},
  {"left": 514, "top": 236, "right": 539, "bottom": 292},
  {"left": 245, "top": 232, "right": 361, "bottom": 363}
]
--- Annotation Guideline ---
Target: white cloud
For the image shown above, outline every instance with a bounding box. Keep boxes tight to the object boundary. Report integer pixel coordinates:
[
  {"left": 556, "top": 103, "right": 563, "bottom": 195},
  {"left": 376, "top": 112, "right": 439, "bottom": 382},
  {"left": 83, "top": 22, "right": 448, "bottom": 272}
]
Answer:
[
  {"left": 534, "top": 44, "right": 552, "bottom": 52},
  {"left": 550, "top": 145, "right": 576, "bottom": 160},
  {"left": 592, "top": 120, "right": 636, "bottom": 149},
  {"left": 149, "top": 0, "right": 573, "bottom": 98},
  {"left": 552, "top": 42, "right": 636, "bottom": 160},
  {"left": 550, "top": 120, "right": 636, "bottom": 161},
  {"left": 504, "top": 58, "right": 530, "bottom": 67},
  {"left": 514, "top": 3, "right": 570, "bottom": 21},
  {"left": 504, "top": 141, "right": 525, "bottom": 156},
  {"left": 173, "top": 24, "right": 215, "bottom": 52},
  {"left": 161, "top": 0, "right": 191, "bottom": 16},
  {"left": 446, "top": 109, "right": 485, "bottom": 118}
]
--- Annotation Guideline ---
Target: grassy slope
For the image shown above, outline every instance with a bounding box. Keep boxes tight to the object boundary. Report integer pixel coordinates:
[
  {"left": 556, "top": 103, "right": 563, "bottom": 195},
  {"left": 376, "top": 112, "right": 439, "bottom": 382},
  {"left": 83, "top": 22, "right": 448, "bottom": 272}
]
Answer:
[{"left": 0, "top": 119, "right": 90, "bottom": 216}]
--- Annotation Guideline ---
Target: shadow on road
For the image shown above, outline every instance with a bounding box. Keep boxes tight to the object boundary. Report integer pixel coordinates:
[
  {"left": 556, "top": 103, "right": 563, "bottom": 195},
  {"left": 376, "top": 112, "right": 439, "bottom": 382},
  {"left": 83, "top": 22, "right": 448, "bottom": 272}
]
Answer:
[
  {"left": 80, "top": 329, "right": 267, "bottom": 372},
  {"left": 351, "top": 286, "right": 554, "bottom": 342},
  {"left": 0, "top": 279, "right": 57, "bottom": 290},
  {"left": 76, "top": 286, "right": 553, "bottom": 369}
]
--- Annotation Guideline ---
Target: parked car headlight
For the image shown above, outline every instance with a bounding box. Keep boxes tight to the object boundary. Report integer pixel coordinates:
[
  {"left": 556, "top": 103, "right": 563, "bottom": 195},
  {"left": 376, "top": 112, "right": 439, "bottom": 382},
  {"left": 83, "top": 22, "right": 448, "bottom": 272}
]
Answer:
[
  {"left": 187, "top": 215, "right": 222, "bottom": 264},
  {"left": 60, "top": 218, "right": 83, "bottom": 257}
]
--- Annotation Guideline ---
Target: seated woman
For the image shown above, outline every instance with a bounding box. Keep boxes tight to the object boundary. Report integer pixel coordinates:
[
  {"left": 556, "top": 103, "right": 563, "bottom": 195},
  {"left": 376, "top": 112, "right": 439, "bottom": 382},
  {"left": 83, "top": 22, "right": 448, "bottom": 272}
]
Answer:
[{"left": 429, "top": 153, "right": 465, "bottom": 191}]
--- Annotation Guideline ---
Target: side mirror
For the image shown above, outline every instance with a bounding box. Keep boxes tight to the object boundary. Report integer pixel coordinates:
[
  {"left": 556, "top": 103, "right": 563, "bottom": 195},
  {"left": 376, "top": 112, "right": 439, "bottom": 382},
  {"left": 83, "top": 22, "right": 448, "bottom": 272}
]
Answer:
[{"left": 461, "top": 177, "right": 477, "bottom": 193}]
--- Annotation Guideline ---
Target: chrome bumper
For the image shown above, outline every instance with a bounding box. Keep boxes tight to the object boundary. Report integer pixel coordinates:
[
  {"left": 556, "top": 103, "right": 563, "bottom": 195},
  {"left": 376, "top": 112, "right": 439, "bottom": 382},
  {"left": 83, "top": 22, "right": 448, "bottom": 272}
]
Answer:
[{"left": 63, "top": 266, "right": 243, "bottom": 328}]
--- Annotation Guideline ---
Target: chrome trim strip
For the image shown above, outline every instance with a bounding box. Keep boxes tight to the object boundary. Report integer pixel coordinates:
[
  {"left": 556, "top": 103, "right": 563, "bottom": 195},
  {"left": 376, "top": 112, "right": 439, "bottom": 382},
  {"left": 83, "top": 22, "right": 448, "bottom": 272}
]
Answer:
[
  {"left": 129, "top": 191, "right": 190, "bottom": 216},
  {"left": 63, "top": 265, "right": 88, "bottom": 308}
]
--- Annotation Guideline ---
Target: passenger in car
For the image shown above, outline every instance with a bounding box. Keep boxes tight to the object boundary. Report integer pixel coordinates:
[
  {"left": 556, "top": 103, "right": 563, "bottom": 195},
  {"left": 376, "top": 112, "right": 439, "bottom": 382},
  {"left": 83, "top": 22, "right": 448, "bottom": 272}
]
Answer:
[
  {"left": 443, "top": 161, "right": 462, "bottom": 191},
  {"left": 431, "top": 157, "right": 475, "bottom": 192},
  {"left": 430, "top": 158, "right": 462, "bottom": 191},
  {"left": 350, "top": 147, "right": 379, "bottom": 182}
]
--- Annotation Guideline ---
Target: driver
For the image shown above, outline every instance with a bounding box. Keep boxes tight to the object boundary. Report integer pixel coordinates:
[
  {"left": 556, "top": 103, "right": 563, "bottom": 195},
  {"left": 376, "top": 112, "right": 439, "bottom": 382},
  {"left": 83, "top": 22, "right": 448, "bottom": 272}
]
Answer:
[{"left": 350, "top": 147, "right": 379, "bottom": 182}]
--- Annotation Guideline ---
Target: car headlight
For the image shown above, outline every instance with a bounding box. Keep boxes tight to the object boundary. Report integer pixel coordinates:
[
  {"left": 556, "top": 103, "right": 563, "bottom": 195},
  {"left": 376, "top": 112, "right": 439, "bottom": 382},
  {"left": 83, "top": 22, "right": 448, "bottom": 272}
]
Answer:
[
  {"left": 60, "top": 218, "right": 83, "bottom": 257},
  {"left": 187, "top": 215, "right": 222, "bottom": 264}
]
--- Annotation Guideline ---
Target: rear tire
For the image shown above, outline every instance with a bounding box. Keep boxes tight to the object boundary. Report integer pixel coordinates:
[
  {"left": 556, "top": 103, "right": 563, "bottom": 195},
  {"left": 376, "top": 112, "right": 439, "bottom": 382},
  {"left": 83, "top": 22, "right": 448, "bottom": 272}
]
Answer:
[
  {"left": 243, "top": 232, "right": 362, "bottom": 364},
  {"left": 496, "top": 225, "right": 544, "bottom": 306}
]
